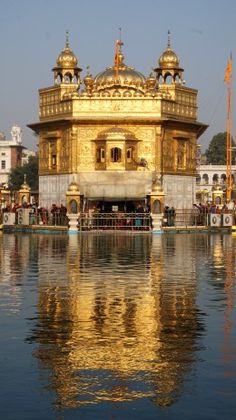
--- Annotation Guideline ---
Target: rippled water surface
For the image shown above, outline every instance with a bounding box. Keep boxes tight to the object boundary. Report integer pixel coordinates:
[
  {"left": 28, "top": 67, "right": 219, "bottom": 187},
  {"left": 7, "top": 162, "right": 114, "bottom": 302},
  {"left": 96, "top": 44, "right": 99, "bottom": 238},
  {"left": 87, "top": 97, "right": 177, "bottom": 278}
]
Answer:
[{"left": 0, "top": 232, "right": 235, "bottom": 419}]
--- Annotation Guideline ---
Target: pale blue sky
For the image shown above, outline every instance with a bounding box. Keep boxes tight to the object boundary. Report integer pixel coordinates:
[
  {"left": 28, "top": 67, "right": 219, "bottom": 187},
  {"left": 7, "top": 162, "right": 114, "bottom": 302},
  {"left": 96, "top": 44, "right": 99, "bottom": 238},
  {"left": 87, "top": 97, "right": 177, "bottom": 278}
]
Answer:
[{"left": 0, "top": 0, "right": 235, "bottom": 151}]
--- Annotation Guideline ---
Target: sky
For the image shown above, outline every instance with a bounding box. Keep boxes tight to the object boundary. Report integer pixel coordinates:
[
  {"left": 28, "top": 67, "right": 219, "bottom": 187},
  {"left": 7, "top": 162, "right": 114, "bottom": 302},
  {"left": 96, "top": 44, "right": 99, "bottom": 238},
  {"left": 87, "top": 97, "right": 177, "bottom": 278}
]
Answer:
[{"left": 0, "top": 0, "right": 235, "bottom": 151}]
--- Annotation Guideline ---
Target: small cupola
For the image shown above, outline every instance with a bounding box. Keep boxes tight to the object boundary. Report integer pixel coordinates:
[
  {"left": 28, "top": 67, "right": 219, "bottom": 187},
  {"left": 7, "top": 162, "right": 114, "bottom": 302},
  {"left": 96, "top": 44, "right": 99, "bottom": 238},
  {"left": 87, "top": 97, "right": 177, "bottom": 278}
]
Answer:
[
  {"left": 154, "top": 31, "right": 184, "bottom": 85},
  {"left": 52, "top": 31, "right": 82, "bottom": 85}
]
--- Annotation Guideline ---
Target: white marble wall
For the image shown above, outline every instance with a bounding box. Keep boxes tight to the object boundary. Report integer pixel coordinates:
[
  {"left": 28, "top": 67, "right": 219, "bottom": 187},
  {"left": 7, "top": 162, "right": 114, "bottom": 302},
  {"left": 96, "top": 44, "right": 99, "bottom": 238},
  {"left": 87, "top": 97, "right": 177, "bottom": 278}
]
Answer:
[
  {"left": 39, "top": 172, "right": 153, "bottom": 208},
  {"left": 39, "top": 172, "right": 195, "bottom": 210},
  {"left": 163, "top": 175, "right": 195, "bottom": 209}
]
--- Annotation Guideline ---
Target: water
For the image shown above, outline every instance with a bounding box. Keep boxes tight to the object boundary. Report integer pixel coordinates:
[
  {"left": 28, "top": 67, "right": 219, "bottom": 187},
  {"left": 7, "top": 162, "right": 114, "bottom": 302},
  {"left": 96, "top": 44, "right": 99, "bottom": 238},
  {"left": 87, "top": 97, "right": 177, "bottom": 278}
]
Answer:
[{"left": 0, "top": 232, "right": 235, "bottom": 420}]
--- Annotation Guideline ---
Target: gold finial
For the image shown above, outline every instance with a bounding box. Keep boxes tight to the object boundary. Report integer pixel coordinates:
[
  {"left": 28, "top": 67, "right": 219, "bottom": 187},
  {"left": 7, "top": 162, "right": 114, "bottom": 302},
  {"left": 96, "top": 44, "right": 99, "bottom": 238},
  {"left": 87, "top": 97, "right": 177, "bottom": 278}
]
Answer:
[
  {"left": 167, "top": 30, "right": 171, "bottom": 49},
  {"left": 65, "top": 30, "right": 69, "bottom": 48},
  {"left": 115, "top": 29, "right": 124, "bottom": 81},
  {"left": 20, "top": 173, "right": 29, "bottom": 190},
  {"left": 86, "top": 65, "right": 90, "bottom": 75},
  {"left": 119, "top": 27, "right": 122, "bottom": 42}
]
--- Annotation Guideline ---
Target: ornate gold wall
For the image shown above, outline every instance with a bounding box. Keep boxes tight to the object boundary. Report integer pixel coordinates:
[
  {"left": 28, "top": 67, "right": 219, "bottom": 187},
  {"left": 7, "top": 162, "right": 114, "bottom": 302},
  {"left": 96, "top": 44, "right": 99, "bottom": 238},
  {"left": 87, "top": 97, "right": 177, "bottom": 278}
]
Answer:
[{"left": 28, "top": 33, "right": 207, "bottom": 207}]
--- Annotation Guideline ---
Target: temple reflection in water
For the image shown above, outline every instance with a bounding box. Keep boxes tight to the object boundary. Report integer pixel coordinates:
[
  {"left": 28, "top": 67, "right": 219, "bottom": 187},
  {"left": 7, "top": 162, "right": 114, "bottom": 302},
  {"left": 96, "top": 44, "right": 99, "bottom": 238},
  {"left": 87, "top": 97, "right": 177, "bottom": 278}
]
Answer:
[
  {"left": 21, "top": 232, "right": 207, "bottom": 409},
  {"left": 0, "top": 231, "right": 235, "bottom": 415}
]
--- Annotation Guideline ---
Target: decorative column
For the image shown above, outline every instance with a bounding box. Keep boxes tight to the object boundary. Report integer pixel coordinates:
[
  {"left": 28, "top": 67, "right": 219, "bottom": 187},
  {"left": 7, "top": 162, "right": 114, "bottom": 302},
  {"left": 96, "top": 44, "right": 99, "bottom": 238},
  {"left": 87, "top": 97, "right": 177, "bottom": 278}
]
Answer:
[
  {"left": 66, "top": 179, "right": 81, "bottom": 232},
  {"left": 212, "top": 184, "right": 224, "bottom": 206},
  {"left": 148, "top": 179, "right": 165, "bottom": 232},
  {"left": 0, "top": 185, "right": 11, "bottom": 210},
  {"left": 18, "top": 174, "right": 30, "bottom": 206}
]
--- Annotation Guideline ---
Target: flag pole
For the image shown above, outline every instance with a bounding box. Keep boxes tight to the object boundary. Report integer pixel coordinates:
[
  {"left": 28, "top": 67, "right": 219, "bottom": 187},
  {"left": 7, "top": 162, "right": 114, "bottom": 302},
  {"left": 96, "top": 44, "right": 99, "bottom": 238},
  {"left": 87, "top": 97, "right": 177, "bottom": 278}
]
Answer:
[{"left": 225, "top": 54, "right": 233, "bottom": 201}]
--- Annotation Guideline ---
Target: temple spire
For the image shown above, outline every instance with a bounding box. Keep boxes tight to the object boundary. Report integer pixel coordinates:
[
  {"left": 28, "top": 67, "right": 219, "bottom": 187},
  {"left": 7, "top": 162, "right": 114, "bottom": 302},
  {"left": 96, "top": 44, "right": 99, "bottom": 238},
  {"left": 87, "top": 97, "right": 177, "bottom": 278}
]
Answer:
[
  {"left": 114, "top": 28, "right": 124, "bottom": 81},
  {"left": 119, "top": 27, "right": 122, "bottom": 42},
  {"left": 167, "top": 30, "right": 171, "bottom": 49},
  {"left": 65, "top": 30, "right": 69, "bottom": 48}
]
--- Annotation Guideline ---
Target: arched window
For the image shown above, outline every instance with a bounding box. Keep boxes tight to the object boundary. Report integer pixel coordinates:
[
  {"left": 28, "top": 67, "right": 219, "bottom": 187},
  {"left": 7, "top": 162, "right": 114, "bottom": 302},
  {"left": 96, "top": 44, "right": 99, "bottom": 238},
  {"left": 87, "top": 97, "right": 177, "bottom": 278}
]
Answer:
[
  {"left": 221, "top": 174, "right": 226, "bottom": 183},
  {"left": 63, "top": 73, "right": 72, "bottom": 83},
  {"left": 52, "top": 154, "right": 57, "bottom": 167},
  {"left": 55, "top": 74, "right": 62, "bottom": 85},
  {"left": 177, "top": 141, "right": 185, "bottom": 169},
  {"left": 196, "top": 174, "right": 201, "bottom": 185},
  {"left": 126, "top": 147, "right": 133, "bottom": 163},
  {"left": 213, "top": 174, "right": 219, "bottom": 183},
  {"left": 111, "top": 147, "right": 121, "bottom": 162},
  {"left": 153, "top": 199, "right": 161, "bottom": 214},
  {"left": 69, "top": 199, "right": 78, "bottom": 214},
  {"left": 96, "top": 147, "right": 105, "bottom": 163},
  {"left": 174, "top": 74, "right": 180, "bottom": 83},
  {"left": 164, "top": 73, "right": 172, "bottom": 84},
  {"left": 203, "top": 173, "right": 209, "bottom": 184}
]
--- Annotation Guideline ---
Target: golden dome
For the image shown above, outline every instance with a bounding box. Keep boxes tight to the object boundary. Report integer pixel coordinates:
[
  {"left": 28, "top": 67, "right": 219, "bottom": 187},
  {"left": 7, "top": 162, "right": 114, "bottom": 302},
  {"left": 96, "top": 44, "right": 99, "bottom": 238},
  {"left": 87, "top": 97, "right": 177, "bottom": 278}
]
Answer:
[
  {"left": 83, "top": 66, "right": 94, "bottom": 91},
  {"left": 94, "top": 42, "right": 146, "bottom": 92},
  {"left": 146, "top": 72, "right": 157, "bottom": 90},
  {"left": 158, "top": 31, "right": 180, "bottom": 69},
  {"left": 68, "top": 179, "right": 80, "bottom": 192},
  {"left": 20, "top": 174, "right": 30, "bottom": 191},
  {"left": 56, "top": 32, "right": 78, "bottom": 69},
  {"left": 96, "top": 126, "right": 138, "bottom": 141},
  {"left": 94, "top": 65, "right": 146, "bottom": 89},
  {"left": 152, "top": 179, "right": 163, "bottom": 193},
  {"left": 159, "top": 48, "right": 180, "bottom": 68}
]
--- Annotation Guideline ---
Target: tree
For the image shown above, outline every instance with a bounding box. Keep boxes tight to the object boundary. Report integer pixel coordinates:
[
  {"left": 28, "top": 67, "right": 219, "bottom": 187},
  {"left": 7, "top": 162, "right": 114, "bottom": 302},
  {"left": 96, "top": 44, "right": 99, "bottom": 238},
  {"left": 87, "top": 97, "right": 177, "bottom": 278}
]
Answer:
[
  {"left": 205, "top": 132, "right": 236, "bottom": 164},
  {"left": 9, "top": 155, "right": 39, "bottom": 191}
]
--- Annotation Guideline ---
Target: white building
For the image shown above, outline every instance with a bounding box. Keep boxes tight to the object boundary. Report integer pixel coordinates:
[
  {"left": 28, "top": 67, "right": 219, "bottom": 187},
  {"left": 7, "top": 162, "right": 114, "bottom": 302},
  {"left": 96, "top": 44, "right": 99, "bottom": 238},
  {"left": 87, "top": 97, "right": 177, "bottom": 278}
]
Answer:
[
  {"left": 0, "top": 126, "right": 25, "bottom": 186},
  {"left": 196, "top": 164, "right": 236, "bottom": 202}
]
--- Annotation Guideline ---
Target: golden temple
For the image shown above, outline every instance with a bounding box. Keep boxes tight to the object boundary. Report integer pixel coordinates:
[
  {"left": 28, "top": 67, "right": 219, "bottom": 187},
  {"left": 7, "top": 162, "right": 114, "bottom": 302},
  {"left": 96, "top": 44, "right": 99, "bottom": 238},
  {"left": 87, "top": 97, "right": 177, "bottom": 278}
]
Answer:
[{"left": 29, "top": 31, "right": 207, "bottom": 211}]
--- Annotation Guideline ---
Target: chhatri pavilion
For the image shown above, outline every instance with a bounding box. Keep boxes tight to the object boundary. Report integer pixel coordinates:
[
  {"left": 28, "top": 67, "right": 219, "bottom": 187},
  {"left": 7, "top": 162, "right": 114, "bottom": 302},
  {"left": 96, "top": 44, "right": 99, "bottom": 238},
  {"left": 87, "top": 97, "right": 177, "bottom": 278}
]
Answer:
[{"left": 29, "top": 31, "right": 207, "bottom": 213}]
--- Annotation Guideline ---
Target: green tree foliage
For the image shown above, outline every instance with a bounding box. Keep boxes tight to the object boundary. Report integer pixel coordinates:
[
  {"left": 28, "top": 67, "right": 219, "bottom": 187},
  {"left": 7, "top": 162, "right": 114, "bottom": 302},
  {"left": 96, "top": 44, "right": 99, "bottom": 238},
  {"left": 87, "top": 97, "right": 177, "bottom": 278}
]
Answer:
[
  {"left": 9, "top": 155, "right": 38, "bottom": 191},
  {"left": 205, "top": 132, "right": 236, "bottom": 164}
]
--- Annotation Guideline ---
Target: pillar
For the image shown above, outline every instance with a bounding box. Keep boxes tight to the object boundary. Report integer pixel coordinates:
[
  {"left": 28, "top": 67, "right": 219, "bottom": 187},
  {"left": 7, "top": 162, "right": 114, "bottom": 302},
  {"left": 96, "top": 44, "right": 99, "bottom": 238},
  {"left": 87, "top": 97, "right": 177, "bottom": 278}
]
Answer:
[{"left": 66, "top": 179, "right": 81, "bottom": 232}]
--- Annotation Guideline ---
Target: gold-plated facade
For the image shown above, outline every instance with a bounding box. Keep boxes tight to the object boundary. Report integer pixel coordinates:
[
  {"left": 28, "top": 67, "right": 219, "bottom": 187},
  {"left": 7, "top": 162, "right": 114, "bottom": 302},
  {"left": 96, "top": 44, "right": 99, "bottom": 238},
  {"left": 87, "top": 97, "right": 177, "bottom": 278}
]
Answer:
[
  {"left": 29, "top": 32, "right": 207, "bottom": 209},
  {"left": 18, "top": 174, "right": 30, "bottom": 205},
  {"left": 66, "top": 179, "right": 81, "bottom": 213}
]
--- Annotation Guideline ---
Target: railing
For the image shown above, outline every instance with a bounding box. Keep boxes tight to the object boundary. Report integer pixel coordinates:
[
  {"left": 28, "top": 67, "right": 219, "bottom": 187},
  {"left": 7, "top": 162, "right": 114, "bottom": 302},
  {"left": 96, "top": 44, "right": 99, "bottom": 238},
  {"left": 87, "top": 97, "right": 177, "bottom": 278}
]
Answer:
[
  {"left": 163, "top": 209, "right": 235, "bottom": 228},
  {"left": 78, "top": 212, "right": 151, "bottom": 231},
  {"left": 2, "top": 208, "right": 235, "bottom": 230},
  {"left": 29, "top": 212, "right": 68, "bottom": 226},
  {"left": 174, "top": 210, "right": 208, "bottom": 227}
]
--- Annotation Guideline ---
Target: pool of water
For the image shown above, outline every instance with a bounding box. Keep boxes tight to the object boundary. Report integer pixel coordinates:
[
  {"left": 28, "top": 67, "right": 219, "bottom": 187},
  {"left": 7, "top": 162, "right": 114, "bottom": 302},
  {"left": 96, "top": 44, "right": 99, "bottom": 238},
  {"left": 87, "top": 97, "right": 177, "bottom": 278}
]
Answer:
[{"left": 0, "top": 232, "right": 235, "bottom": 419}]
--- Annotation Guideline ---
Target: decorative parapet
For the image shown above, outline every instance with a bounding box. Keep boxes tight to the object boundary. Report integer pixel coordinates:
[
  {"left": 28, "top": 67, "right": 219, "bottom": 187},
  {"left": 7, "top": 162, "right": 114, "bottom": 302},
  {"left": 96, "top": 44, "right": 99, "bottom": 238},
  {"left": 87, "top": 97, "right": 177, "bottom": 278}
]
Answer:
[{"left": 39, "top": 88, "right": 197, "bottom": 122}]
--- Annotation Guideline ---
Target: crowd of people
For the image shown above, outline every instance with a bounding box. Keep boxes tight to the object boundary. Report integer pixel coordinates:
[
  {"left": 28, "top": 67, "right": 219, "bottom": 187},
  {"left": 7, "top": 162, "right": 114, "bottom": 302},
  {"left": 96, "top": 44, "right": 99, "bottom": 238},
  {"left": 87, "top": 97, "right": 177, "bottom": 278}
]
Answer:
[
  {"left": 162, "top": 201, "right": 236, "bottom": 227},
  {"left": 1, "top": 199, "right": 236, "bottom": 228},
  {"left": 193, "top": 201, "right": 236, "bottom": 214},
  {"left": 1, "top": 202, "right": 68, "bottom": 226}
]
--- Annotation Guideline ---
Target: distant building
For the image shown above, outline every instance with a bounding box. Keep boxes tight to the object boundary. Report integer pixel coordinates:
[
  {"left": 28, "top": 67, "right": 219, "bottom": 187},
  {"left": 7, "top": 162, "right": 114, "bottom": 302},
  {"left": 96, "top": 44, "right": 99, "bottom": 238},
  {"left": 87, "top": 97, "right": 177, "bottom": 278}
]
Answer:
[
  {"left": 0, "top": 126, "right": 25, "bottom": 186},
  {"left": 21, "top": 149, "right": 37, "bottom": 166},
  {"left": 196, "top": 164, "right": 236, "bottom": 202}
]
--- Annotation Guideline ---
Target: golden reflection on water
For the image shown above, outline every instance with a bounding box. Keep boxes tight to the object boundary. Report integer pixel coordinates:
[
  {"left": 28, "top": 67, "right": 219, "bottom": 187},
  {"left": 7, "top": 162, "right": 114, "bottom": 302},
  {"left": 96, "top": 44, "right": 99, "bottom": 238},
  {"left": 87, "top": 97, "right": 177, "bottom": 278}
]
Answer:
[{"left": 0, "top": 232, "right": 235, "bottom": 409}]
